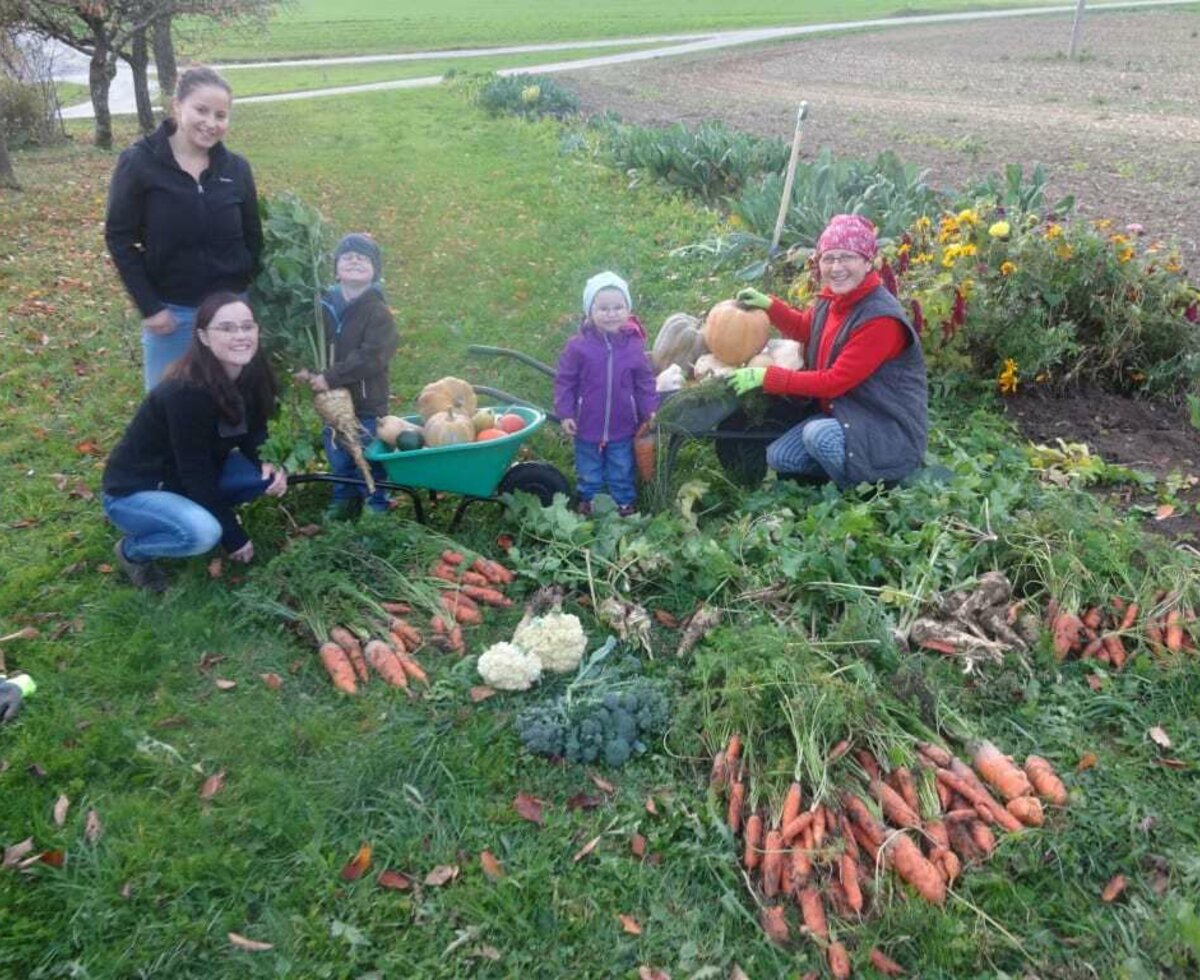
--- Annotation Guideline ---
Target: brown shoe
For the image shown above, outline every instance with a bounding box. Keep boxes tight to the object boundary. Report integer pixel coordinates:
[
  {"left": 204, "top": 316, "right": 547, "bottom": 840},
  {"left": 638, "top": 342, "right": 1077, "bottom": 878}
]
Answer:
[{"left": 113, "top": 540, "right": 169, "bottom": 593}]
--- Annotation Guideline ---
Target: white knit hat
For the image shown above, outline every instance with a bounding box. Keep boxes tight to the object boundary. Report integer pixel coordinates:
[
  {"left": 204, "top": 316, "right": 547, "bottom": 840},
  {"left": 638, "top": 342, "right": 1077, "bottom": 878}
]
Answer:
[{"left": 582, "top": 271, "right": 632, "bottom": 316}]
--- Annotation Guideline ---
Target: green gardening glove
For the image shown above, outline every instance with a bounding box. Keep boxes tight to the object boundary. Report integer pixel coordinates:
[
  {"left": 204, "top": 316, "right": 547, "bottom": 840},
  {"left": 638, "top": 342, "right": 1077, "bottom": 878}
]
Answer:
[
  {"left": 736, "top": 287, "right": 771, "bottom": 310},
  {"left": 728, "top": 367, "right": 766, "bottom": 396}
]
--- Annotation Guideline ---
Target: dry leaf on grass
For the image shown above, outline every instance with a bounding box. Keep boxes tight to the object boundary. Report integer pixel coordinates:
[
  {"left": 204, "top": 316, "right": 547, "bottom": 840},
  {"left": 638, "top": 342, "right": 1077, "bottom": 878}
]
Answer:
[
  {"left": 1077, "top": 753, "right": 1098, "bottom": 772},
  {"left": 1101, "top": 873, "right": 1128, "bottom": 902},
  {"left": 566, "top": 793, "right": 604, "bottom": 811},
  {"left": 39, "top": 849, "right": 66, "bottom": 868},
  {"left": 207, "top": 557, "right": 223, "bottom": 579},
  {"left": 573, "top": 836, "right": 601, "bottom": 863},
  {"left": 617, "top": 913, "right": 642, "bottom": 935},
  {"left": 339, "top": 843, "right": 372, "bottom": 881},
  {"left": 729, "top": 966, "right": 751, "bottom": 980},
  {"left": 260, "top": 673, "right": 283, "bottom": 690},
  {"left": 1148, "top": 726, "right": 1172, "bottom": 750},
  {"left": 589, "top": 772, "right": 616, "bottom": 795},
  {"left": 53, "top": 795, "right": 70, "bottom": 827},
  {"left": 424, "top": 864, "right": 459, "bottom": 886},
  {"left": 469, "top": 686, "right": 497, "bottom": 703},
  {"left": 199, "top": 770, "right": 226, "bottom": 801},
  {"left": 637, "top": 968, "right": 670, "bottom": 980},
  {"left": 480, "top": 850, "right": 505, "bottom": 880},
  {"left": 473, "top": 944, "right": 502, "bottom": 961},
  {"left": 227, "top": 932, "right": 274, "bottom": 952},
  {"left": 629, "top": 833, "right": 647, "bottom": 858},
  {"left": 377, "top": 869, "right": 413, "bottom": 891},
  {"left": 84, "top": 809, "right": 102, "bottom": 843},
  {"left": 3, "top": 837, "right": 35, "bottom": 868},
  {"left": 644, "top": 797, "right": 659, "bottom": 816},
  {"left": 214, "top": 678, "right": 237, "bottom": 691},
  {"left": 513, "top": 793, "right": 545, "bottom": 826},
  {"left": 1155, "top": 504, "right": 1176, "bottom": 521}
]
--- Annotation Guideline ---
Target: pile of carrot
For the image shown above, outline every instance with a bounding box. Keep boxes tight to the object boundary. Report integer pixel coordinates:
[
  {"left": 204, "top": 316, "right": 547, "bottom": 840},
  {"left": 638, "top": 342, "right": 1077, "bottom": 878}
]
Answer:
[
  {"left": 714, "top": 734, "right": 1068, "bottom": 974},
  {"left": 317, "top": 625, "right": 429, "bottom": 695},
  {"left": 1047, "top": 591, "right": 1196, "bottom": 669},
  {"left": 425, "top": 549, "right": 516, "bottom": 653}
]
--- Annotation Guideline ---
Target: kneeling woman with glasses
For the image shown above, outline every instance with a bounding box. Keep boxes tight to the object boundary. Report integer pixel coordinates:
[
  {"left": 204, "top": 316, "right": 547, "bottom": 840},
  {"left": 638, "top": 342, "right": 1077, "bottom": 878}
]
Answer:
[
  {"left": 728, "top": 214, "right": 927, "bottom": 488},
  {"left": 102, "top": 292, "right": 288, "bottom": 591}
]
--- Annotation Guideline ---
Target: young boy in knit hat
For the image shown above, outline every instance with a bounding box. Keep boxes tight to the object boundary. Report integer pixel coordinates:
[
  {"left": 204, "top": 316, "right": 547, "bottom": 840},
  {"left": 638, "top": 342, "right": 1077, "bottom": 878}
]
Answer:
[
  {"left": 553, "top": 271, "right": 658, "bottom": 516},
  {"left": 295, "top": 233, "right": 399, "bottom": 519},
  {"left": 728, "top": 214, "right": 927, "bottom": 487}
]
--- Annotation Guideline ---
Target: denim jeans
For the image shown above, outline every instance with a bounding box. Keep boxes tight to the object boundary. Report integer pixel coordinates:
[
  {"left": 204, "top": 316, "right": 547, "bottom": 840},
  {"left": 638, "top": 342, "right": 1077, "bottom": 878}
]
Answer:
[
  {"left": 142, "top": 302, "right": 197, "bottom": 391},
  {"left": 765, "top": 417, "right": 847, "bottom": 486},
  {"left": 574, "top": 438, "right": 636, "bottom": 507},
  {"left": 102, "top": 452, "right": 270, "bottom": 560},
  {"left": 323, "top": 416, "right": 389, "bottom": 512}
]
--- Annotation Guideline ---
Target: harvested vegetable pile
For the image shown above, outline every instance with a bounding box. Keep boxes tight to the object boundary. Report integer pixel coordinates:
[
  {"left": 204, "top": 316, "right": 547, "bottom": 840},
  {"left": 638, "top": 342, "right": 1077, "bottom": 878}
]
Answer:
[
  {"left": 1046, "top": 590, "right": 1196, "bottom": 668},
  {"left": 905, "top": 572, "right": 1039, "bottom": 669}
]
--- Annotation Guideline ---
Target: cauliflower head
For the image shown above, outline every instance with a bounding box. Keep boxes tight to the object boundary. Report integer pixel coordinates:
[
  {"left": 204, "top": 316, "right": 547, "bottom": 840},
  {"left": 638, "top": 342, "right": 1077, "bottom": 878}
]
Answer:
[
  {"left": 513, "top": 612, "right": 587, "bottom": 674},
  {"left": 477, "top": 642, "right": 542, "bottom": 691}
]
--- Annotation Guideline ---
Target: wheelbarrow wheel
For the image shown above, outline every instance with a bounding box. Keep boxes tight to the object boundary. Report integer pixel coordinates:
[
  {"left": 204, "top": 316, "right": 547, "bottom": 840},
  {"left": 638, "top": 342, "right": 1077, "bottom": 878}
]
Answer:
[
  {"left": 714, "top": 399, "right": 816, "bottom": 487},
  {"left": 497, "top": 461, "right": 570, "bottom": 506}
]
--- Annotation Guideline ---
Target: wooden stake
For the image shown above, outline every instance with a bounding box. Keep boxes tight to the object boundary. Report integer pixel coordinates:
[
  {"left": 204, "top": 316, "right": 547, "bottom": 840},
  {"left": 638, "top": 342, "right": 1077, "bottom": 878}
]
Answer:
[{"left": 770, "top": 101, "right": 809, "bottom": 255}]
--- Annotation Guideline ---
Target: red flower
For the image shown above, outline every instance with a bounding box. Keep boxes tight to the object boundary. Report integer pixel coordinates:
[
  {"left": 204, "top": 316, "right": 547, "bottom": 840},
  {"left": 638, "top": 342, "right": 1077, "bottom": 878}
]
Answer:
[
  {"left": 880, "top": 259, "right": 898, "bottom": 296},
  {"left": 1186, "top": 301, "right": 1199, "bottom": 323},
  {"left": 910, "top": 298, "right": 924, "bottom": 335}
]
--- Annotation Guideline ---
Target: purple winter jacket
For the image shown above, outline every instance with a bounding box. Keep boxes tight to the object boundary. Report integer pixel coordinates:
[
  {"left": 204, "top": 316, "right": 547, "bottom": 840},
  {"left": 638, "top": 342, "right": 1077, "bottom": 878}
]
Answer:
[{"left": 553, "top": 316, "right": 659, "bottom": 445}]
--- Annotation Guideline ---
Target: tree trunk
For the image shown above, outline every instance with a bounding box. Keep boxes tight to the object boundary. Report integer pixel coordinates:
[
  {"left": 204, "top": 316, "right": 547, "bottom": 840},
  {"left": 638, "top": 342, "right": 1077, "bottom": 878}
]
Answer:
[
  {"left": 130, "top": 29, "right": 155, "bottom": 135},
  {"left": 88, "top": 35, "right": 116, "bottom": 150},
  {"left": 1068, "top": 0, "right": 1086, "bottom": 59},
  {"left": 152, "top": 14, "right": 178, "bottom": 110},
  {"left": 0, "top": 117, "right": 20, "bottom": 191}
]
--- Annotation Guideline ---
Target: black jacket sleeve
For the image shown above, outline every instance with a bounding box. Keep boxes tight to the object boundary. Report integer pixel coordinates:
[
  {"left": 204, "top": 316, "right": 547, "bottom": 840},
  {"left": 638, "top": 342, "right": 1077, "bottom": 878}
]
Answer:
[
  {"left": 241, "top": 160, "right": 263, "bottom": 276},
  {"left": 322, "top": 301, "right": 399, "bottom": 390},
  {"left": 161, "top": 387, "right": 248, "bottom": 553},
  {"left": 105, "top": 148, "right": 162, "bottom": 318}
]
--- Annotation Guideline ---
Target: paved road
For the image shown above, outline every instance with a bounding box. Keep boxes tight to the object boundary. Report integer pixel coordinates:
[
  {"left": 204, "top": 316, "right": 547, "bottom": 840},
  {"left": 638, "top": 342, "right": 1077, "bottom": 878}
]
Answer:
[{"left": 57, "top": 0, "right": 1193, "bottom": 118}]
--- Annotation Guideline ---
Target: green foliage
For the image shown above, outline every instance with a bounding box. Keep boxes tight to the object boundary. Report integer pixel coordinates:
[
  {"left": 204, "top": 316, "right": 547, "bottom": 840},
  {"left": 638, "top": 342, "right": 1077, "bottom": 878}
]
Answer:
[
  {"left": 960, "top": 162, "right": 1074, "bottom": 216},
  {"left": 473, "top": 73, "right": 579, "bottom": 120},
  {"left": 0, "top": 77, "right": 60, "bottom": 147}
]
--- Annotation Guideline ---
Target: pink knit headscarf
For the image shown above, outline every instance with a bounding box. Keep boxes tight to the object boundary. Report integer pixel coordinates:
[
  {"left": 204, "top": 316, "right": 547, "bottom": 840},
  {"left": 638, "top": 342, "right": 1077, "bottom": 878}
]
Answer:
[{"left": 816, "top": 214, "right": 878, "bottom": 259}]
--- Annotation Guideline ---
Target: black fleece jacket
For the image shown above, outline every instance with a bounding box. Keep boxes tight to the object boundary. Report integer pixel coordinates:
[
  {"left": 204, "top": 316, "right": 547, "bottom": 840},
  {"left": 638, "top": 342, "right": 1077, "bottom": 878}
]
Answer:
[
  {"left": 105, "top": 121, "right": 262, "bottom": 317},
  {"left": 102, "top": 379, "right": 269, "bottom": 553}
]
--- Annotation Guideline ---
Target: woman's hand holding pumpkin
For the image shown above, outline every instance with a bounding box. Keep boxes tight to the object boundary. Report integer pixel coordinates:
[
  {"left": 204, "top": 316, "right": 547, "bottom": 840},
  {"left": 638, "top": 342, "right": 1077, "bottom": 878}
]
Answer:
[
  {"left": 735, "top": 287, "right": 770, "bottom": 311},
  {"left": 728, "top": 367, "right": 766, "bottom": 395}
]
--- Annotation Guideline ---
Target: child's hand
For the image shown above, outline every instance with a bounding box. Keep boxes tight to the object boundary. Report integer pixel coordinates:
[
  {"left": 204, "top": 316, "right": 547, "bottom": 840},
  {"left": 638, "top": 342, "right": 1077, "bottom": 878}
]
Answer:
[
  {"left": 292, "top": 368, "right": 312, "bottom": 383},
  {"left": 636, "top": 414, "right": 656, "bottom": 437},
  {"left": 561, "top": 419, "right": 577, "bottom": 438},
  {"left": 309, "top": 374, "right": 330, "bottom": 393}
]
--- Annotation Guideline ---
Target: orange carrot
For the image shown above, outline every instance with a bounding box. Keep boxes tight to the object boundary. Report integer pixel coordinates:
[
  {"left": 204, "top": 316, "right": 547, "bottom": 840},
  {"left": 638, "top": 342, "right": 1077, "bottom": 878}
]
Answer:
[
  {"left": 440, "top": 549, "right": 464, "bottom": 566},
  {"left": 923, "top": 819, "right": 950, "bottom": 852},
  {"left": 875, "top": 780, "right": 922, "bottom": 829},
  {"left": 710, "top": 750, "right": 728, "bottom": 787},
  {"left": 968, "top": 820, "right": 996, "bottom": 856},
  {"left": 387, "top": 618, "right": 423, "bottom": 649},
  {"left": 319, "top": 641, "right": 357, "bottom": 694},
  {"left": 460, "top": 584, "right": 514, "bottom": 608},
  {"left": 1081, "top": 635, "right": 1104, "bottom": 660},
  {"left": 946, "top": 821, "right": 981, "bottom": 864},
  {"left": 828, "top": 941, "right": 852, "bottom": 979},
  {"left": 781, "top": 781, "right": 803, "bottom": 832},
  {"left": 471, "top": 556, "right": 513, "bottom": 585},
  {"left": 1146, "top": 619, "right": 1166, "bottom": 655},
  {"left": 840, "top": 814, "right": 861, "bottom": 861},
  {"left": 759, "top": 905, "right": 789, "bottom": 945},
  {"left": 727, "top": 780, "right": 745, "bottom": 834},
  {"left": 916, "top": 742, "right": 953, "bottom": 768},
  {"left": 797, "top": 886, "right": 828, "bottom": 939},
  {"left": 891, "top": 767, "right": 919, "bottom": 813},
  {"left": 935, "top": 768, "right": 1022, "bottom": 833},
  {"left": 944, "top": 808, "right": 979, "bottom": 824},
  {"left": 886, "top": 832, "right": 946, "bottom": 904},
  {"left": 1101, "top": 633, "right": 1127, "bottom": 669},
  {"left": 724, "top": 733, "right": 742, "bottom": 771},
  {"left": 380, "top": 600, "right": 411, "bottom": 615},
  {"left": 329, "top": 626, "right": 369, "bottom": 683},
  {"left": 840, "top": 852, "right": 863, "bottom": 913},
  {"left": 1166, "top": 610, "right": 1184, "bottom": 652},
  {"left": 1024, "top": 755, "right": 1068, "bottom": 806},
  {"left": 456, "top": 568, "right": 492, "bottom": 588},
  {"left": 761, "top": 829, "right": 784, "bottom": 899},
  {"left": 1051, "top": 612, "right": 1085, "bottom": 659},
  {"left": 842, "top": 793, "right": 886, "bottom": 847},
  {"left": 1082, "top": 606, "right": 1103, "bottom": 630},
  {"left": 439, "top": 592, "right": 483, "bottom": 626},
  {"left": 743, "top": 813, "right": 763, "bottom": 870},
  {"left": 1118, "top": 601, "right": 1139, "bottom": 632},
  {"left": 790, "top": 843, "right": 813, "bottom": 887},
  {"left": 1006, "top": 796, "right": 1044, "bottom": 827},
  {"left": 782, "top": 811, "right": 814, "bottom": 845},
  {"left": 935, "top": 777, "right": 953, "bottom": 812},
  {"left": 364, "top": 640, "right": 408, "bottom": 689},
  {"left": 828, "top": 738, "right": 852, "bottom": 763},
  {"left": 395, "top": 651, "right": 429, "bottom": 686},
  {"left": 430, "top": 562, "right": 459, "bottom": 583},
  {"left": 868, "top": 948, "right": 907, "bottom": 976},
  {"left": 936, "top": 848, "right": 962, "bottom": 885},
  {"left": 970, "top": 740, "right": 1033, "bottom": 802},
  {"left": 778, "top": 844, "right": 795, "bottom": 897},
  {"left": 811, "top": 805, "right": 827, "bottom": 848},
  {"left": 856, "top": 748, "right": 882, "bottom": 780}
]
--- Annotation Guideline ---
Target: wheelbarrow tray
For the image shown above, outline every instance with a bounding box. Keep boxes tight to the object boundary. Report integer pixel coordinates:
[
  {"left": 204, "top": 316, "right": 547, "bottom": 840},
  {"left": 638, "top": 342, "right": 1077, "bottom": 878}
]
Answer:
[{"left": 364, "top": 405, "right": 544, "bottom": 498}]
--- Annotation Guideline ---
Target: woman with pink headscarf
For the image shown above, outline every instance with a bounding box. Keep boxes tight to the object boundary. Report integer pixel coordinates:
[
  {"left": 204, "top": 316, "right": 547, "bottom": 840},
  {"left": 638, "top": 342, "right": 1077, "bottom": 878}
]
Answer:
[{"left": 728, "top": 214, "right": 927, "bottom": 487}]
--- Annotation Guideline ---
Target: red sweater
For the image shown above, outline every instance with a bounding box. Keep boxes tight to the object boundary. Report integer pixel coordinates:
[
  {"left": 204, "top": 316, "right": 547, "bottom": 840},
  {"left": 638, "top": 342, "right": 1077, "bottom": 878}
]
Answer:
[{"left": 762, "top": 272, "right": 908, "bottom": 413}]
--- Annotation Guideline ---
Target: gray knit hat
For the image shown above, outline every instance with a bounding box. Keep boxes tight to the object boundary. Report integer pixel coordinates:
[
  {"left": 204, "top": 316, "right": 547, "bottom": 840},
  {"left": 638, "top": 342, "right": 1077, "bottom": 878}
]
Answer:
[
  {"left": 334, "top": 232, "right": 382, "bottom": 281},
  {"left": 582, "top": 270, "right": 632, "bottom": 316}
]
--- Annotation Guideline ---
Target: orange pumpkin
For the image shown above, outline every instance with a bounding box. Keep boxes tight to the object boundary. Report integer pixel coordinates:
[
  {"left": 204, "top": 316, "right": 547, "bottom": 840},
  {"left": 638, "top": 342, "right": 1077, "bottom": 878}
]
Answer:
[
  {"left": 495, "top": 413, "right": 527, "bottom": 434},
  {"left": 703, "top": 300, "right": 771, "bottom": 366},
  {"left": 417, "top": 377, "right": 477, "bottom": 421},
  {"left": 475, "top": 428, "right": 508, "bottom": 442}
]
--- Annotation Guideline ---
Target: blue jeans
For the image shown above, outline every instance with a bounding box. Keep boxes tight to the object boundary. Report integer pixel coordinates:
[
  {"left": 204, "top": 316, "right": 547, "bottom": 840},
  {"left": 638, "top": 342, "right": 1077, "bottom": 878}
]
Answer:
[
  {"left": 102, "top": 452, "right": 270, "bottom": 560},
  {"left": 323, "top": 416, "right": 389, "bottom": 512},
  {"left": 766, "top": 417, "right": 848, "bottom": 486},
  {"left": 142, "top": 302, "right": 197, "bottom": 391},
  {"left": 574, "top": 438, "right": 636, "bottom": 507}
]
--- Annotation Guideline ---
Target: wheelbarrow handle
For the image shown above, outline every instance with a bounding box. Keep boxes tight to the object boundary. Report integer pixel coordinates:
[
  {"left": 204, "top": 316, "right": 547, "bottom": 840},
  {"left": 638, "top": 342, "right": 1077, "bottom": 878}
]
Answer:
[{"left": 466, "top": 344, "right": 556, "bottom": 379}]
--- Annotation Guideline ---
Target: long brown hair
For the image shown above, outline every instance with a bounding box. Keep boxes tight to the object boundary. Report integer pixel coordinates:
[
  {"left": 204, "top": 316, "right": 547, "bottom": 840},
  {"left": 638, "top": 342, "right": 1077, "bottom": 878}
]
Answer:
[{"left": 163, "top": 292, "right": 278, "bottom": 424}]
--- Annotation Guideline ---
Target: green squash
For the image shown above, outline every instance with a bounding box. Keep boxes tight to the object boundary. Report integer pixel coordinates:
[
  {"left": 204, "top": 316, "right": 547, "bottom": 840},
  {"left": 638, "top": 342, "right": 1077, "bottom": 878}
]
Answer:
[{"left": 396, "top": 430, "right": 425, "bottom": 452}]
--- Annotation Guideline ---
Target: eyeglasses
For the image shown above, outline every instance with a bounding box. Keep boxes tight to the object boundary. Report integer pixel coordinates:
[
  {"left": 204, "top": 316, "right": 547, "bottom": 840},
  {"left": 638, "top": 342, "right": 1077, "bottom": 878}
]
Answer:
[
  {"left": 208, "top": 320, "right": 258, "bottom": 335},
  {"left": 818, "top": 252, "right": 867, "bottom": 268}
]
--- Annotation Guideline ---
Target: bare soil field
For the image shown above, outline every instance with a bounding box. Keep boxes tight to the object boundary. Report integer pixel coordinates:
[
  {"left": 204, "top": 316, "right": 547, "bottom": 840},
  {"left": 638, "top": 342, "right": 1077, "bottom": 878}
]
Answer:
[{"left": 563, "top": 8, "right": 1200, "bottom": 259}]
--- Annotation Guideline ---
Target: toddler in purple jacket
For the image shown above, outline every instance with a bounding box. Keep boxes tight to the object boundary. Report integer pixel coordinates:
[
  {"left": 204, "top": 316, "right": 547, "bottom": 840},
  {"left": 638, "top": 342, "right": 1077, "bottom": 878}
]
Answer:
[{"left": 554, "top": 271, "right": 658, "bottom": 516}]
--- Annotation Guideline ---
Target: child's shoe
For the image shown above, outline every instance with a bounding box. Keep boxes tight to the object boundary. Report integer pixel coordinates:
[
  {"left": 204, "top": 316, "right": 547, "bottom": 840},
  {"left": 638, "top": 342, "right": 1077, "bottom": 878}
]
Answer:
[
  {"left": 113, "top": 539, "right": 169, "bottom": 593},
  {"left": 617, "top": 503, "right": 637, "bottom": 517},
  {"left": 323, "top": 498, "right": 363, "bottom": 522}
]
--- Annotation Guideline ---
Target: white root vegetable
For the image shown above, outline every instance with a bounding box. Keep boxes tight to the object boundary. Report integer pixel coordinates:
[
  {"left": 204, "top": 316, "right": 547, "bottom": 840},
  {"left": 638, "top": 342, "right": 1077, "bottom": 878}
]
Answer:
[{"left": 314, "top": 388, "right": 375, "bottom": 493}]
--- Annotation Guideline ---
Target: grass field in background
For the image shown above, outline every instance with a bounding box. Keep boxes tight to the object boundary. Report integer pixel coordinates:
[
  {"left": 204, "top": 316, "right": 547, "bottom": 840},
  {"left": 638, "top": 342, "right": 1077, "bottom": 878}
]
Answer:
[{"left": 196, "top": 0, "right": 1049, "bottom": 60}]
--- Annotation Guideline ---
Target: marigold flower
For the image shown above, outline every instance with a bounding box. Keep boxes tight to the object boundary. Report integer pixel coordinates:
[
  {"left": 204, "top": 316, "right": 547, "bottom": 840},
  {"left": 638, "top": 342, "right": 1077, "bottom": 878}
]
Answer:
[
  {"left": 957, "top": 208, "right": 980, "bottom": 226},
  {"left": 915, "top": 216, "right": 932, "bottom": 230},
  {"left": 1056, "top": 244, "right": 1075, "bottom": 260},
  {"left": 1044, "top": 224, "right": 1063, "bottom": 240},
  {"left": 988, "top": 220, "right": 1011, "bottom": 239},
  {"left": 1116, "top": 246, "right": 1135, "bottom": 264},
  {"left": 1091, "top": 218, "right": 1113, "bottom": 230},
  {"left": 997, "top": 358, "right": 1019, "bottom": 395},
  {"left": 1000, "top": 261, "right": 1017, "bottom": 276}
]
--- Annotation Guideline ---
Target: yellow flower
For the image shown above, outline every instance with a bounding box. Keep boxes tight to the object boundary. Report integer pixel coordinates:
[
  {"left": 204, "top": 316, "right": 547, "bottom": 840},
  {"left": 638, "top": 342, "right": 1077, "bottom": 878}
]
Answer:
[
  {"left": 1044, "top": 224, "right": 1063, "bottom": 240},
  {"left": 1166, "top": 257, "right": 1183, "bottom": 274},
  {"left": 959, "top": 243, "right": 977, "bottom": 259},
  {"left": 912, "top": 251, "right": 934, "bottom": 265},
  {"left": 957, "top": 208, "right": 980, "bottom": 226},
  {"left": 1116, "top": 246, "right": 1135, "bottom": 263},
  {"left": 915, "top": 216, "right": 932, "bottom": 231},
  {"left": 520, "top": 85, "right": 541, "bottom": 104},
  {"left": 1091, "top": 218, "right": 1113, "bottom": 230},
  {"left": 941, "top": 244, "right": 961, "bottom": 268},
  {"left": 960, "top": 278, "right": 975, "bottom": 298},
  {"left": 1034, "top": 371, "right": 1050, "bottom": 384},
  {"left": 997, "top": 358, "right": 1019, "bottom": 395},
  {"left": 897, "top": 242, "right": 911, "bottom": 256},
  {"left": 1108, "top": 233, "right": 1130, "bottom": 246},
  {"left": 728, "top": 214, "right": 745, "bottom": 230},
  {"left": 988, "top": 220, "right": 1011, "bottom": 239},
  {"left": 1000, "top": 261, "right": 1017, "bottom": 276},
  {"left": 1056, "top": 244, "right": 1075, "bottom": 260}
]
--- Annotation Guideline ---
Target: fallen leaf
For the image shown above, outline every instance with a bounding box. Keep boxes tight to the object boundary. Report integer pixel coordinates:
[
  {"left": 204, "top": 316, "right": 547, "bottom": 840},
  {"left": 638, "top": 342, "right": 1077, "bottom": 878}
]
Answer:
[
  {"left": 207, "top": 557, "right": 223, "bottom": 579},
  {"left": 1101, "top": 873, "right": 1128, "bottom": 902},
  {"left": 96, "top": 563, "right": 113, "bottom": 574},
  {"left": 1139, "top": 815, "right": 1158, "bottom": 833},
  {"left": 260, "top": 672, "right": 283, "bottom": 690},
  {"left": 1077, "top": 753, "right": 1098, "bottom": 772},
  {"left": 638, "top": 966, "right": 671, "bottom": 980},
  {"left": 566, "top": 793, "right": 604, "bottom": 811},
  {"left": 469, "top": 685, "right": 497, "bottom": 703},
  {"left": 653, "top": 609, "right": 679, "bottom": 628},
  {"left": 153, "top": 715, "right": 188, "bottom": 730},
  {"left": 730, "top": 966, "right": 751, "bottom": 980},
  {"left": 1148, "top": 726, "right": 1172, "bottom": 750},
  {"left": 199, "top": 770, "right": 226, "bottom": 800},
  {"left": 424, "top": 864, "right": 459, "bottom": 887},
  {"left": 644, "top": 797, "right": 659, "bottom": 817},
  {"left": 120, "top": 880, "right": 132, "bottom": 899},
  {"left": 629, "top": 833, "right": 647, "bottom": 858},
  {"left": 1085, "top": 674, "right": 1103, "bottom": 692},
  {"left": 589, "top": 772, "right": 616, "bottom": 795},
  {"left": 474, "top": 944, "right": 502, "bottom": 961},
  {"left": 617, "top": 913, "right": 642, "bottom": 935},
  {"left": 27, "top": 763, "right": 48, "bottom": 780},
  {"left": 377, "top": 869, "right": 413, "bottom": 890},
  {"left": 295, "top": 523, "right": 322, "bottom": 537},
  {"left": 214, "top": 679, "right": 237, "bottom": 691},
  {"left": 39, "top": 849, "right": 66, "bottom": 868},
  {"left": 339, "top": 843, "right": 373, "bottom": 881},
  {"left": 1154, "top": 503, "right": 1176, "bottom": 521},
  {"left": 197, "top": 652, "right": 225, "bottom": 672},
  {"left": 573, "top": 835, "right": 601, "bottom": 863},
  {"left": 1156, "top": 758, "right": 1188, "bottom": 770},
  {"left": 74, "top": 439, "right": 101, "bottom": 455},
  {"left": 513, "top": 793, "right": 545, "bottom": 826},
  {"left": 480, "top": 850, "right": 505, "bottom": 880},
  {"left": 288, "top": 659, "right": 305, "bottom": 675},
  {"left": 495, "top": 534, "right": 514, "bottom": 550},
  {"left": 3, "top": 837, "right": 34, "bottom": 868},
  {"left": 84, "top": 809, "right": 102, "bottom": 843},
  {"left": 53, "top": 795, "right": 70, "bottom": 827},
  {"left": 227, "top": 932, "right": 274, "bottom": 952}
]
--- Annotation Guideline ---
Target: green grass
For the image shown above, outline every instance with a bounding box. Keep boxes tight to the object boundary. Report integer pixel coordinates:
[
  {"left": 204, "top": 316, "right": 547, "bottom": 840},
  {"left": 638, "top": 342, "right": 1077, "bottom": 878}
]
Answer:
[
  {"left": 222, "top": 44, "right": 659, "bottom": 98},
  {"left": 194, "top": 0, "right": 1054, "bottom": 60},
  {"left": 3, "top": 83, "right": 1200, "bottom": 978},
  {"left": 53, "top": 81, "right": 89, "bottom": 108}
]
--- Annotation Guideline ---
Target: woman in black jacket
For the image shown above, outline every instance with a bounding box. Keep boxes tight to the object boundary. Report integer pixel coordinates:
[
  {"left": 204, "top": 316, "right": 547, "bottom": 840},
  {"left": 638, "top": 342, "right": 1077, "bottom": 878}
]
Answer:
[
  {"left": 105, "top": 66, "right": 262, "bottom": 391},
  {"left": 102, "top": 293, "right": 286, "bottom": 592}
]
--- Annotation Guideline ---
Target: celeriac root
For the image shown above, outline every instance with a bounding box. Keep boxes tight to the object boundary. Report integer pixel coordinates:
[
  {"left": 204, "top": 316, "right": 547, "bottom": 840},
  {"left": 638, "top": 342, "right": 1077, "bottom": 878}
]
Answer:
[{"left": 314, "top": 387, "right": 375, "bottom": 494}]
